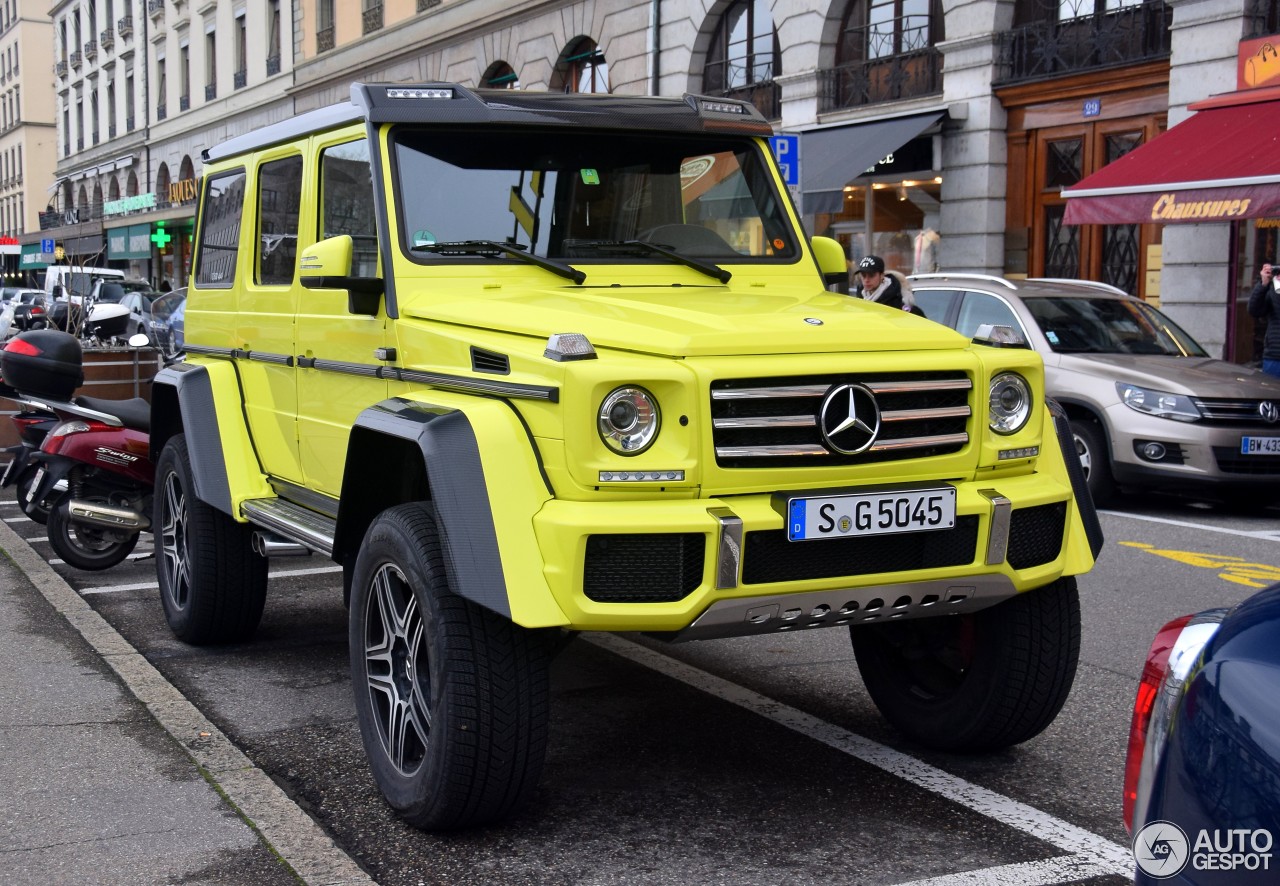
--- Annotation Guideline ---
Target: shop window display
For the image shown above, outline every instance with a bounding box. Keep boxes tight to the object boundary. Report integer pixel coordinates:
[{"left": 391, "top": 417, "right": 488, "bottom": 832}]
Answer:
[{"left": 814, "top": 178, "right": 942, "bottom": 287}]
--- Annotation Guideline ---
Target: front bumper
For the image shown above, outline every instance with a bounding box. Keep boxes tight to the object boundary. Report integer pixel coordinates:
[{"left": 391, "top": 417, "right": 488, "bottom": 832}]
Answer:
[
  {"left": 1105, "top": 404, "right": 1280, "bottom": 489},
  {"left": 532, "top": 469, "right": 1089, "bottom": 635}
]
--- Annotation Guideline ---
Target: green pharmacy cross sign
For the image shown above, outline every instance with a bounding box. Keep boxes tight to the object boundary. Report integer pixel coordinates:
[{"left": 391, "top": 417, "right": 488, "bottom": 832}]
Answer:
[{"left": 151, "top": 224, "right": 172, "bottom": 249}]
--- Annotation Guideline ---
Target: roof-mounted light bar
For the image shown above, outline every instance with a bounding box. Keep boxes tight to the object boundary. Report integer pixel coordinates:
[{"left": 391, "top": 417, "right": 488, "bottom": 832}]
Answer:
[{"left": 387, "top": 87, "right": 454, "bottom": 100}]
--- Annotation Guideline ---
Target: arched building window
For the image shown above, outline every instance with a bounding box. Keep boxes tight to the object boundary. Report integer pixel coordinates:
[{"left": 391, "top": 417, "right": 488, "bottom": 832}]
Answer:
[
  {"left": 108, "top": 177, "right": 120, "bottom": 202},
  {"left": 550, "top": 38, "right": 609, "bottom": 93},
  {"left": 702, "top": 0, "right": 781, "bottom": 120},
  {"left": 820, "top": 0, "right": 943, "bottom": 111},
  {"left": 156, "top": 163, "right": 171, "bottom": 206},
  {"left": 481, "top": 60, "right": 519, "bottom": 89}
]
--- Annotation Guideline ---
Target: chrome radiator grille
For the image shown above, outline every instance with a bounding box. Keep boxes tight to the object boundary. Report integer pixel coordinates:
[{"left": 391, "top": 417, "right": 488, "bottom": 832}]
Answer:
[
  {"left": 1192, "top": 397, "right": 1280, "bottom": 425},
  {"left": 711, "top": 371, "right": 973, "bottom": 468}
]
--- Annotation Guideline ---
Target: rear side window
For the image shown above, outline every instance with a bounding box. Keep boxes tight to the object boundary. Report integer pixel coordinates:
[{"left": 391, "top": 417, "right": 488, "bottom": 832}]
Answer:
[
  {"left": 257, "top": 155, "right": 304, "bottom": 286},
  {"left": 320, "top": 139, "right": 378, "bottom": 277},
  {"left": 956, "top": 291, "right": 1023, "bottom": 340},
  {"left": 195, "top": 169, "right": 247, "bottom": 288}
]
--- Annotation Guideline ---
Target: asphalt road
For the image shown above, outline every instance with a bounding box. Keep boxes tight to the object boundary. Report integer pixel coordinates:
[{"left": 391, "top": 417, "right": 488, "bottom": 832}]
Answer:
[{"left": 3, "top": 489, "right": 1278, "bottom": 885}]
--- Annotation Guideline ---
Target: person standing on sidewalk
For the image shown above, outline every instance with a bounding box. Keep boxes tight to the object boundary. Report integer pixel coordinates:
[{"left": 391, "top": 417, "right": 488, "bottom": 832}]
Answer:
[
  {"left": 853, "top": 254, "right": 922, "bottom": 315},
  {"left": 1247, "top": 261, "right": 1280, "bottom": 379}
]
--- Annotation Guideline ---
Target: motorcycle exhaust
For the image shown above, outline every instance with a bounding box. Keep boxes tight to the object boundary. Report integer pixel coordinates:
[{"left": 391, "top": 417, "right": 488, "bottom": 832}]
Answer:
[
  {"left": 67, "top": 499, "right": 150, "bottom": 531},
  {"left": 252, "top": 531, "right": 310, "bottom": 558}
]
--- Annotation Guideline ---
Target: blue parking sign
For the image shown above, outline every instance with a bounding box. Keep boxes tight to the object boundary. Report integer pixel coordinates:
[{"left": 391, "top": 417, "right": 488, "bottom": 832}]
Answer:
[
  {"left": 41, "top": 238, "right": 55, "bottom": 254},
  {"left": 769, "top": 135, "right": 799, "bottom": 187}
]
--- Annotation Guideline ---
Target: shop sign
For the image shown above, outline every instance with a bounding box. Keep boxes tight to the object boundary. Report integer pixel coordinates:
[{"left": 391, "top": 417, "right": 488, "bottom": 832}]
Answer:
[
  {"left": 0, "top": 234, "right": 17, "bottom": 255},
  {"left": 1238, "top": 33, "right": 1280, "bottom": 90},
  {"left": 20, "top": 241, "right": 53, "bottom": 268},
  {"left": 863, "top": 136, "right": 935, "bottom": 177},
  {"left": 103, "top": 192, "right": 159, "bottom": 217},
  {"left": 168, "top": 178, "right": 199, "bottom": 204},
  {"left": 107, "top": 223, "right": 154, "bottom": 259}
]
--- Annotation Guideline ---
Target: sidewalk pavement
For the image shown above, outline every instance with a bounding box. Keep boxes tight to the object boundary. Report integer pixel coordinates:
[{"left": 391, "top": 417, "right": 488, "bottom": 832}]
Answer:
[{"left": 0, "top": 517, "right": 376, "bottom": 885}]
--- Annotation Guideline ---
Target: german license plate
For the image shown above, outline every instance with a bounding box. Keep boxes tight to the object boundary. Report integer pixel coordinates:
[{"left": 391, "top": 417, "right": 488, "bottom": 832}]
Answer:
[
  {"left": 1241, "top": 436, "right": 1280, "bottom": 455},
  {"left": 787, "top": 487, "right": 956, "bottom": 542}
]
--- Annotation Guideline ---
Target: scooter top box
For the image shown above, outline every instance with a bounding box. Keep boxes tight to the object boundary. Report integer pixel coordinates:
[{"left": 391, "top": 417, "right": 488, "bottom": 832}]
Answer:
[{"left": 1, "top": 329, "right": 84, "bottom": 401}]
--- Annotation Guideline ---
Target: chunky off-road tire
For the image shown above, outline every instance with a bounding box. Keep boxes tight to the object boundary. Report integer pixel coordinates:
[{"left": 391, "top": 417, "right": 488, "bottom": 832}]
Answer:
[
  {"left": 851, "top": 577, "right": 1080, "bottom": 752},
  {"left": 349, "top": 502, "right": 552, "bottom": 830},
  {"left": 1069, "top": 419, "right": 1115, "bottom": 508},
  {"left": 155, "top": 434, "right": 267, "bottom": 644},
  {"left": 46, "top": 496, "right": 139, "bottom": 570},
  {"left": 16, "top": 465, "right": 53, "bottom": 525}
]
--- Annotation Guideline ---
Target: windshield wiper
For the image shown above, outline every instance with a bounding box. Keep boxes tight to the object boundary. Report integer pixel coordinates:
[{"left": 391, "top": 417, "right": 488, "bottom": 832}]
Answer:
[
  {"left": 411, "top": 240, "right": 585, "bottom": 285},
  {"left": 567, "top": 239, "right": 731, "bottom": 284}
]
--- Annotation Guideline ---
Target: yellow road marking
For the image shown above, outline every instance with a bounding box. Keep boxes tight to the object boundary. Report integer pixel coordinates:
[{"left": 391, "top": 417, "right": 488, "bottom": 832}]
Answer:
[{"left": 1120, "top": 541, "right": 1280, "bottom": 588}]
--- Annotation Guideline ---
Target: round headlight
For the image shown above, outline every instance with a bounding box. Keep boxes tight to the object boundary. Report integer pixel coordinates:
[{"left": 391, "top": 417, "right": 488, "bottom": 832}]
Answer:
[
  {"left": 598, "top": 386, "right": 660, "bottom": 454},
  {"left": 989, "top": 373, "right": 1032, "bottom": 435}
]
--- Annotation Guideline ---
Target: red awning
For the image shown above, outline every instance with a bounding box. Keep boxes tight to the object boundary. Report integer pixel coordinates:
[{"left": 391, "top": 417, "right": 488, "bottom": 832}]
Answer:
[{"left": 1062, "top": 97, "right": 1280, "bottom": 225}]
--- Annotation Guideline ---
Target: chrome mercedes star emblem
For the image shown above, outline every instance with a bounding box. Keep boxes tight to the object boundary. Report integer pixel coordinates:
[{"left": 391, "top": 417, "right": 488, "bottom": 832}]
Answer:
[
  {"left": 1261, "top": 400, "right": 1280, "bottom": 424},
  {"left": 818, "top": 384, "right": 881, "bottom": 454}
]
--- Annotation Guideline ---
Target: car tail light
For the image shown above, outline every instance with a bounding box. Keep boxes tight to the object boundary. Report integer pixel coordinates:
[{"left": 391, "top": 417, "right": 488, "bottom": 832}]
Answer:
[{"left": 1123, "top": 611, "right": 1227, "bottom": 833}]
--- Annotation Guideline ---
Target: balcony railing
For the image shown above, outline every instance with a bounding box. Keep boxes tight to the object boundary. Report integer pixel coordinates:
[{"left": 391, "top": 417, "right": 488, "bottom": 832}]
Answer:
[
  {"left": 363, "top": 4, "right": 384, "bottom": 35},
  {"left": 702, "top": 81, "right": 782, "bottom": 122},
  {"left": 84, "top": 40, "right": 98, "bottom": 62},
  {"left": 70, "top": 51, "right": 83, "bottom": 69},
  {"left": 156, "top": 104, "right": 166, "bottom": 121},
  {"left": 817, "top": 47, "right": 942, "bottom": 112},
  {"left": 317, "top": 26, "right": 334, "bottom": 52},
  {"left": 205, "top": 83, "right": 217, "bottom": 101},
  {"left": 179, "top": 94, "right": 190, "bottom": 111},
  {"left": 56, "top": 61, "right": 68, "bottom": 78},
  {"left": 126, "top": 115, "right": 135, "bottom": 131},
  {"left": 417, "top": 0, "right": 441, "bottom": 10},
  {"left": 77, "top": 137, "right": 84, "bottom": 150},
  {"left": 147, "top": 0, "right": 165, "bottom": 22},
  {"left": 100, "top": 28, "right": 114, "bottom": 50},
  {"left": 266, "top": 55, "right": 281, "bottom": 75},
  {"left": 109, "top": 124, "right": 117, "bottom": 138},
  {"left": 117, "top": 15, "right": 133, "bottom": 39},
  {"left": 233, "top": 69, "right": 247, "bottom": 89},
  {"left": 995, "top": 1, "right": 1172, "bottom": 85}
]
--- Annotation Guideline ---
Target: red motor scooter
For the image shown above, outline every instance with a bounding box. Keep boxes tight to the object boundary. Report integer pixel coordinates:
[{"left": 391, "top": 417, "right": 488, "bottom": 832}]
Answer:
[
  {"left": 2, "top": 329, "right": 158, "bottom": 570},
  {"left": 0, "top": 386, "right": 64, "bottom": 524}
]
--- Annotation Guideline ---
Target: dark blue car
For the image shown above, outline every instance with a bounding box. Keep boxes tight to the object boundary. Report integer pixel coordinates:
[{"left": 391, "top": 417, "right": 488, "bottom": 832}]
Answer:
[{"left": 1126, "top": 583, "right": 1280, "bottom": 883}]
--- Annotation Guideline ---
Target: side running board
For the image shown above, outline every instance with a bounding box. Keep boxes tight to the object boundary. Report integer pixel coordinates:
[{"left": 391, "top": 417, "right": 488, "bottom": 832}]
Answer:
[{"left": 240, "top": 498, "right": 336, "bottom": 557}]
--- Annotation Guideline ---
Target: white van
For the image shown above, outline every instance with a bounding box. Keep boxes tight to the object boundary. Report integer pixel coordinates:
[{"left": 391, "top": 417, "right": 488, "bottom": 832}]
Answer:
[{"left": 43, "top": 266, "right": 126, "bottom": 302}]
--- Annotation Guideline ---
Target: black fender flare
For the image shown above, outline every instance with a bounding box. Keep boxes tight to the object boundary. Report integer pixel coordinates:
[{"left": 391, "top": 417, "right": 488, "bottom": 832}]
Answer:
[
  {"left": 1046, "top": 397, "right": 1104, "bottom": 560},
  {"left": 334, "top": 397, "right": 526, "bottom": 620}
]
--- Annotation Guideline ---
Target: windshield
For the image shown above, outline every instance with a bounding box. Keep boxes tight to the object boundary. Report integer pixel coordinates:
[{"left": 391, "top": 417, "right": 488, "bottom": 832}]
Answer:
[
  {"left": 1024, "top": 296, "right": 1208, "bottom": 357},
  {"left": 390, "top": 128, "right": 797, "bottom": 267}
]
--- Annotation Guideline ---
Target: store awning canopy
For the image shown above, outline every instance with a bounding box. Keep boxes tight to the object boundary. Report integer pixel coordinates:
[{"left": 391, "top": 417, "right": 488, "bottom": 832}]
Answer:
[
  {"left": 1062, "top": 98, "right": 1280, "bottom": 225},
  {"left": 800, "top": 111, "right": 944, "bottom": 214}
]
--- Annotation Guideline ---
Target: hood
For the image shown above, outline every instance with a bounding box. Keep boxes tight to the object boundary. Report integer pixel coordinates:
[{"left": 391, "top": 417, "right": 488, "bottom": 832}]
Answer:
[
  {"left": 1056, "top": 353, "right": 1280, "bottom": 398},
  {"left": 401, "top": 283, "right": 967, "bottom": 357}
]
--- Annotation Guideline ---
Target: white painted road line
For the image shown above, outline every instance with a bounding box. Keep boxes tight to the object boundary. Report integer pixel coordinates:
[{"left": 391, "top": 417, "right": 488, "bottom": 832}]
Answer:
[
  {"left": 892, "top": 854, "right": 1125, "bottom": 885},
  {"left": 1099, "top": 508, "right": 1280, "bottom": 541},
  {"left": 79, "top": 564, "right": 343, "bottom": 595},
  {"left": 589, "top": 633, "right": 1133, "bottom": 880}
]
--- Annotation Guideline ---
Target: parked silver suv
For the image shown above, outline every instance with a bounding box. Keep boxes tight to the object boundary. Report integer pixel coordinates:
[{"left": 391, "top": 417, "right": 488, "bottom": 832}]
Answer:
[{"left": 910, "top": 274, "right": 1280, "bottom": 508}]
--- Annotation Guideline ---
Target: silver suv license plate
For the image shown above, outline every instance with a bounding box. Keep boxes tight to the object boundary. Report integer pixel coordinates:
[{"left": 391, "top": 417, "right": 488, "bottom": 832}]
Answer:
[
  {"left": 1241, "top": 436, "right": 1280, "bottom": 455},
  {"left": 787, "top": 487, "right": 956, "bottom": 542}
]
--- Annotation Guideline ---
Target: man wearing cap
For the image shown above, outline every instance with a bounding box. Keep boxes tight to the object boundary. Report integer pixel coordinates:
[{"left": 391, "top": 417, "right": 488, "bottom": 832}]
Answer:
[{"left": 854, "top": 255, "right": 920, "bottom": 314}]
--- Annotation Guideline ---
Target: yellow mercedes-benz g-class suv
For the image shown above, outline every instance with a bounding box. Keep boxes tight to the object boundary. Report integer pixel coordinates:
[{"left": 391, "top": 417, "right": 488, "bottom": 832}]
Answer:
[{"left": 150, "top": 83, "right": 1102, "bottom": 830}]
